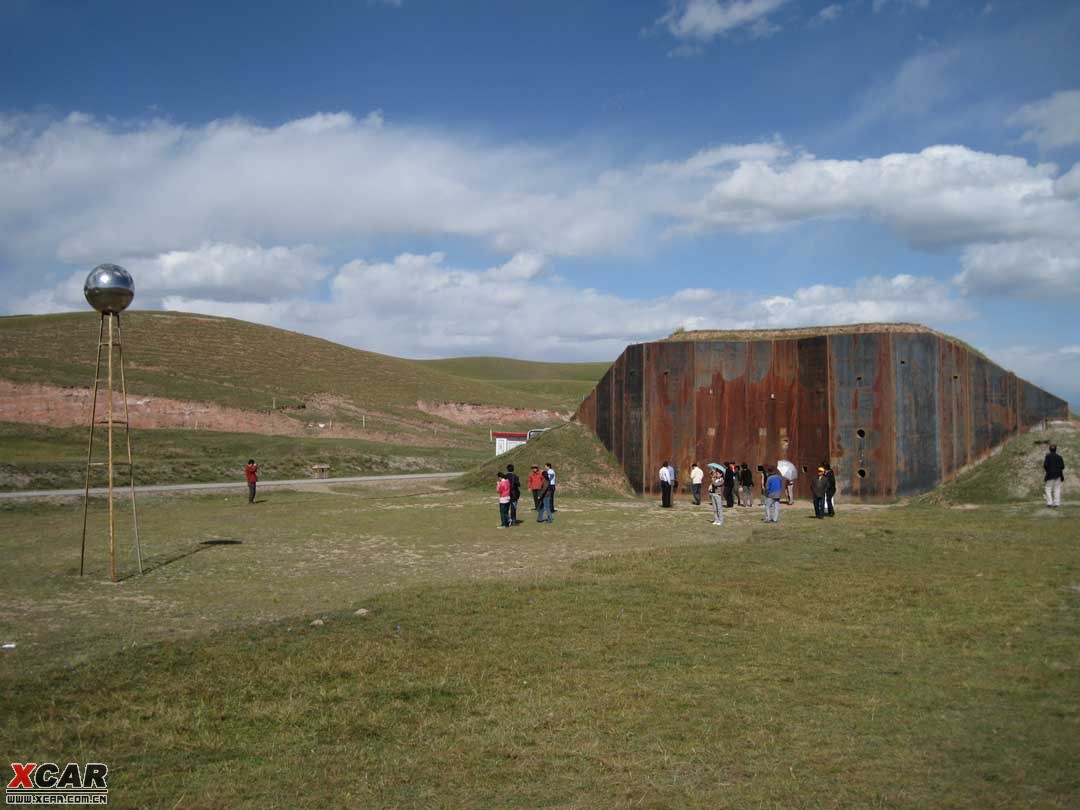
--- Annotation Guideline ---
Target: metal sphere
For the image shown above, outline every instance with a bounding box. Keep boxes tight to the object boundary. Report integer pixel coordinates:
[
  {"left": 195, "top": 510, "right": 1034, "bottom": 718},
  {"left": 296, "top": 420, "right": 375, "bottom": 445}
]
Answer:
[{"left": 84, "top": 264, "right": 135, "bottom": 314}]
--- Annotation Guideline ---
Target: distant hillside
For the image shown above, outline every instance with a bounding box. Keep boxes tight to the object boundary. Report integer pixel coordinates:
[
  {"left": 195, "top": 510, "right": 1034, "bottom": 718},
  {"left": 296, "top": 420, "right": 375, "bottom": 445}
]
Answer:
[
  {"left": 0, "top": 312, "right": 608, "bottom": 439},
  {"left": 419, "top": 356, "right": 611, "bottom": 405}
]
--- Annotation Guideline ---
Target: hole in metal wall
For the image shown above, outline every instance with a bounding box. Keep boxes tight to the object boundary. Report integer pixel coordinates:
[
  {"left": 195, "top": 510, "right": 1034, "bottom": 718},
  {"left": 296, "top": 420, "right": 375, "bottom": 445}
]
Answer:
[
  {"left": 900, "top": 360, "right": 907, "bottom": 365},
  {"left": 856, "top": 428, "right": 866, "bottom": 438},
  {"left": 856, "top": 375, "right": 863, "bottom": 382},
  {"left": 857, "top": 468, "right": 867, "bottom": 478},
  {"left": 952, "top": 374, "right": 959, "bottom": 380}
]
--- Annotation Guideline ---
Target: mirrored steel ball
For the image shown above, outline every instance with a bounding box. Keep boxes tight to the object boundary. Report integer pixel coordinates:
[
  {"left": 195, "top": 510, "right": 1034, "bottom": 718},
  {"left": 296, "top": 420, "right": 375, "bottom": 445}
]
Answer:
[{"left": 84, "top": 264, "right": 135, "bottom": 314}]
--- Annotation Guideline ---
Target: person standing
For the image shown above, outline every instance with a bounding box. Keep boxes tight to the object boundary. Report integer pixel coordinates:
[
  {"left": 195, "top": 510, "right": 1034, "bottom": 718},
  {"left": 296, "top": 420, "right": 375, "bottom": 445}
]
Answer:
[
  {"left": 659, "top": 461, "right": 673, "bottom": 507},
  {"left": 667, "top": 461, "right": 677, "bottom": 500},
  {"left": 505, "top": 464, "right": 521, "bottom": 525},
  {"left": 245, "top": 458, "right": 258, "bottom": 504},
  {"left": 537, "top": 471, "right": 554, "bottom": 523},
  {"left": 1044, "top": 444, "right": 1065, "bottom": 508},
  {"left": 545, "top": 463, "right": 558, "bottom": 512},
  {"left": 811, "top": 467, "right": 828, "bottom": 519},
  {"left": 764, "top": 467, "right": 784, "bottom": 523},
  {"left": 824, "top": 462, "right": 837, "bottom": 517},
  {"left": 496, "top": 472, "right": 512, "bottom": 528},
  {"left": 690, "top": 462, "right": 704, "bottom": 505},
  {"left": 740, "top": 463, "right": 754, "bottom": 508},
  {"left": 723, "top": 463, "right": 736, "bottom": 508},
  {"left": 527, "top": 465, "right": 544, "bottom": 510},
  {"left": 708, "top": 469, "right": 724, "bottom": 526}
]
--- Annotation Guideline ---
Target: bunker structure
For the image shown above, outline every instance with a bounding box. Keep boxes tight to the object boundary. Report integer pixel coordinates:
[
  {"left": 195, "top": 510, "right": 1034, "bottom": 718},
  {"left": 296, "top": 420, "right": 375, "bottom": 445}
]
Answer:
[{"left": 575, "top": 324, "right": 1069, "bottom": 502}]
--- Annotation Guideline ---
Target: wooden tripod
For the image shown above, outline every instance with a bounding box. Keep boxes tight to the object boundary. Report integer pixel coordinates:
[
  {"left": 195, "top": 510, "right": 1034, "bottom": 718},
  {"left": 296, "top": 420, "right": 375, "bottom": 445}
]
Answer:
[{"left": 80, "top": 312, "right": 143, "bottom": 581}]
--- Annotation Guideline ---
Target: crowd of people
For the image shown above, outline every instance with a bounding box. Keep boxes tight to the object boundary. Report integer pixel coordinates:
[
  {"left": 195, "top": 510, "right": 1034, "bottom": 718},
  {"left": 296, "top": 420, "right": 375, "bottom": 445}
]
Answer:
[
  {"left": 496, "top": 462, "right": 557, "bottom": 527},
  {"left": 661, "top": 460, "right": 837, "bottom": 525}
]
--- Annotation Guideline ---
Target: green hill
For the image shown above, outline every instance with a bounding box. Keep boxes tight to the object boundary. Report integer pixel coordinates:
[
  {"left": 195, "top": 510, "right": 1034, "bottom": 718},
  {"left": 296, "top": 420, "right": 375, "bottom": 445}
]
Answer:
[
  {"left": 0, "top": 312, "right": 607, "bottom": 430},
  {"left": 0, "top": 312, "right": 613, "bottom": 490},
  {"left": 919, "top": 420, "right": 1078, "bottom": 505},
  {"left": 456, "top": 422, "right": 633, "bottom": 498},
  {"left": 418, "top": 356, "right": 611, "bottom": 406}
]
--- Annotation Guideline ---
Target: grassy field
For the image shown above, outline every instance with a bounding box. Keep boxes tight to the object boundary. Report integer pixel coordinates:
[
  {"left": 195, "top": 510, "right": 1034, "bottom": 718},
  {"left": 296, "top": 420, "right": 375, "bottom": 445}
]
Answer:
[
  {"left": 0, "top": 421, "right": 489, "bottom": 491},
  {"left": 2, "top": 424, "right": 1078, "bottom": 808}
]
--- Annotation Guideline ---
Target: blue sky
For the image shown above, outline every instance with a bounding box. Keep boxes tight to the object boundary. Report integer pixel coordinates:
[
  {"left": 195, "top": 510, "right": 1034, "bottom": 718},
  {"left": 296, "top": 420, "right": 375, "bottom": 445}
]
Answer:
[{"left": 2, "top": 0, "right": 1078, "bottom": 405}]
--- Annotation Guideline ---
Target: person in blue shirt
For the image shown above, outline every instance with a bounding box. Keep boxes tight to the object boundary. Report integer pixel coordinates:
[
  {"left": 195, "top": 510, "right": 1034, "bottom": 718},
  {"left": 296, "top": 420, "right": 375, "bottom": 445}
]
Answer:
[{"left": 764, "top": 467, "right": 784, "bottom": 523}]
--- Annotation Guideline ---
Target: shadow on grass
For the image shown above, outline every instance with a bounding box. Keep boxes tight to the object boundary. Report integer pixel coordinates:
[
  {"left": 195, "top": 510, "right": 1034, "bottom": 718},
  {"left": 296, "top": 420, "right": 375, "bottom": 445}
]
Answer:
[{"left": 119, "top": 538, "right": 244, "bottom": 580}]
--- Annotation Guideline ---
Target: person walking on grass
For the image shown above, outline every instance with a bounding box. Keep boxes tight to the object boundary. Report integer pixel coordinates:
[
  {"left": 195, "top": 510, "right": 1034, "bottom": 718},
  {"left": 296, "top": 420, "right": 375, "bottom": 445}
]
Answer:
[
  {"left": 659, "top": 461, "right": 673, "bottom": 507},
  {"left": 811, "top": 467, "right": 828, "bottom": 519},
  {"left": 545, "top": 463, "right": 558, "bottom": 512},
  {"left": 709, "top": 469, "right": 725, "bottom": 526},
  {"left": 1044, "top": 444, "right": 1065, "bottom": 508},
  {"left": 824, "top": 462, "right": 837, "bottom": 517},
  {"left": 496, "top": 472, "right": 512, "bottom": 528},
  {"left": 537, "top": 470, "right": 554, "bottom": 523},
  {"left": 245, "top": 458, "right": 258, "bottom": 504},
  {"left": 505, "top": 464, "right": 521, "bottom": 525},
  {"left": 740, "top": 463, "right": 754, "bottom": 508},
  {"left": 527, "top": 465, "right": 544, "bottom": 510},
  {"left": 763, "top": 467, "right": 784, "bottom": 523},
  {"left": 690, "top": 461, "right": 704, "bottom": 505}
]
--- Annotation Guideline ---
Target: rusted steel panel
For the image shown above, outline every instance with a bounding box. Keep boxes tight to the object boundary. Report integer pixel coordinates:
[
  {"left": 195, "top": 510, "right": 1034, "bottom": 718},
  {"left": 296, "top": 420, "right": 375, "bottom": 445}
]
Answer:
[
  {"left": 829, "top": 333, "right": 896, "bottom": 501},
  {"left": 1019, "top": 378, "right": 1069, "bottom": 426},
  {"left": 576, "top": 327, "right": 1068, "bottom": 501},
  {"left": 610, "top": 352, "right": 625, "bottom": 467},
  {"left": 938, "top": 339, "right": 972, "bottom": 480},
  {"left": 577, "top": 387, "right": 597, "bottom": 433},
  {"left": 795, "top": 336, "right": 830, "bottom": 482},
  {"left": 643, "top": 341, "right": 695, "bottom": 494},
  {"left": 622, "top": 343, "right": 645, "bottom": 492},
  {"left": 892, "top": 333, "right": 942, "bottom": 496},
  {"left": 594, "top": 362, "right": 613, "bottom": 450}
]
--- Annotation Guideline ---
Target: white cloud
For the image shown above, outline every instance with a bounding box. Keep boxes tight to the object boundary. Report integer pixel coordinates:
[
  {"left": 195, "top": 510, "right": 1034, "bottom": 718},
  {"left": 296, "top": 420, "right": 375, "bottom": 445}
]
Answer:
[
  {"left": 955, "top": 239, "right": 1080, "bottom": 299},
  {"left": 1007, "top": 90, "right": 1080, "bottom": 151},
  {"left": 678, "top": 146, "right": 1076, "bottom": 248},
  {"left": 0, "top": 111, "right": 644, "bottom": 266},
  {"left": 24, "top": 247, "right": 972, "bottom": 362},
  {"left": 2, "top": 112, "right": 1080, "bottom": 313},
  {"left": 659, "top": 0, "right": 790, "bottom": 43},
  {"left": 813, "top": 4, "right": 844, "bottom": 24},
  {"left": 873, "top": 0, "right": 930, "bottom": 11}
]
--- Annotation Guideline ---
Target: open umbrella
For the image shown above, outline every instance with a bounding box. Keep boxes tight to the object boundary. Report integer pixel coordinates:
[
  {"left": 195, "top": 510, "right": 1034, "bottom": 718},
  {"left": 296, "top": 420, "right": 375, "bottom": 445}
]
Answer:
[
  {"left": 707, "top": 462, "right": 724, "bottom": 471},
  {"left": 777, "top": 460, "right": 798, "bottom": 481}
]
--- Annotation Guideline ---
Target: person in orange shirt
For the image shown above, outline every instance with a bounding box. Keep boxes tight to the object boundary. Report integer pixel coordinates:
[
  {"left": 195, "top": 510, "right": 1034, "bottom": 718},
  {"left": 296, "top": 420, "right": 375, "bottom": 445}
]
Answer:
[{"left": 527, "top": 465, "right": 545, "bottom": 510}]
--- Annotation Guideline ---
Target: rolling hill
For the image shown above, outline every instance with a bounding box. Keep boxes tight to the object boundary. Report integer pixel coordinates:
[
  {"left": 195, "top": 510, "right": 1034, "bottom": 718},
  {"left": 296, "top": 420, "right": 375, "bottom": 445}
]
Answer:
[{"left": 0, "top": 311, "right": 612, "bottom": 489}]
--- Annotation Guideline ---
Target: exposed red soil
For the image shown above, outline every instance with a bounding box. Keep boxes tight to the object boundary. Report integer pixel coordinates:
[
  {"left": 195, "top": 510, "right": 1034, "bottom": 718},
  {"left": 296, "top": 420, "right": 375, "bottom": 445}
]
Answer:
[
  {"left": 417, "top": 400, "right": 570, "bottom": 426},
  {"left": 0, "top": 379, "right": 444, "bottom": 444}
]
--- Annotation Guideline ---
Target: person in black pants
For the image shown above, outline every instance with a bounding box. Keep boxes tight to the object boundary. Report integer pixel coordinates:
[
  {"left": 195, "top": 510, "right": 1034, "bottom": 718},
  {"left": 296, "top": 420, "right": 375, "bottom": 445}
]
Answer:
[
  {"left": 723, "top": 463, "right": 736, "bottom": 508},
  {"left": 545, "top": 463, "right": 557, "bottom": 512},
  {"left": 823, "top": 462, "right": 836, "bottom": 516},
  {"left": 505, "top": 464, "right": 522, "bottom": 525}
]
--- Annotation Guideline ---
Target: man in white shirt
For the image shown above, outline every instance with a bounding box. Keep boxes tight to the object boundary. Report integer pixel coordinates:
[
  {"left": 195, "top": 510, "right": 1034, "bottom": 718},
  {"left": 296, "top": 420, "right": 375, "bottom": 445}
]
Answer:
[
  {"left": 690, "top": 462, "right": 704, "bottom": 505},
  {"left": 659, "top": 461, "right": 673, "bottom": 508}
]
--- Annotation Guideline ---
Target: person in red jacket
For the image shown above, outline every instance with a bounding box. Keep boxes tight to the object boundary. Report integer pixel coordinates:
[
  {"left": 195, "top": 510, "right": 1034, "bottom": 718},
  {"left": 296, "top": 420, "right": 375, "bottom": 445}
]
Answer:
[
  {"left": 527, "top": 465, "right": 545, "bottom": 510},
  {"left": 245, "top": 458, "right": 258, "bottom": 504}
]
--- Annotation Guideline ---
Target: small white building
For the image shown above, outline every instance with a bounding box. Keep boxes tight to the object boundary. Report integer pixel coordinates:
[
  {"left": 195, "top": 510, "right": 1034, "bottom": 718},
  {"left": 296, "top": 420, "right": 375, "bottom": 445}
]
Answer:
[{"left": 492, "top": 431, "right": 528, "bottom": 456}]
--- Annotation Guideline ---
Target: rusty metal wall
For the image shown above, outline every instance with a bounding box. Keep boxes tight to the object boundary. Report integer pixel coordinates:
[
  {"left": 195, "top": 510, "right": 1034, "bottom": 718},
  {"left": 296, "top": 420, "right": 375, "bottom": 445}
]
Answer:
[{"left": 576, "top": 330, "right": 1068, "bottom": 501}]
